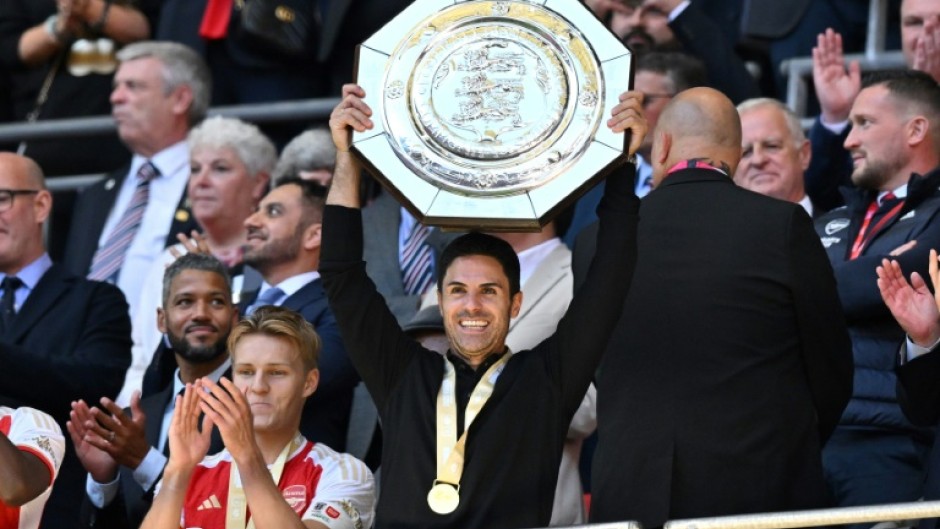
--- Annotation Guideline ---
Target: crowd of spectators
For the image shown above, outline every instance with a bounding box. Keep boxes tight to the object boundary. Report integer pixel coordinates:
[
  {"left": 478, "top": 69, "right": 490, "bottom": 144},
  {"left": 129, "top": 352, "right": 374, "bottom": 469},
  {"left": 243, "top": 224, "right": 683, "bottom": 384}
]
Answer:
[{"left": 1, "top": 0, "right": 940, "bottom": 528}]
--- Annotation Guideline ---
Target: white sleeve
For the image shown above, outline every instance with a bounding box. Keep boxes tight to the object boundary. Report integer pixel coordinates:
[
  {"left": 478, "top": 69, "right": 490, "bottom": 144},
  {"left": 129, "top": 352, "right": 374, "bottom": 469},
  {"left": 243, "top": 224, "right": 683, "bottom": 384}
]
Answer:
[
  {"left": 303, "top": 446, "right": 376, "bottom": 529},
  {"left": 9, "top": 407, "right": 65, "bottom": 484}
]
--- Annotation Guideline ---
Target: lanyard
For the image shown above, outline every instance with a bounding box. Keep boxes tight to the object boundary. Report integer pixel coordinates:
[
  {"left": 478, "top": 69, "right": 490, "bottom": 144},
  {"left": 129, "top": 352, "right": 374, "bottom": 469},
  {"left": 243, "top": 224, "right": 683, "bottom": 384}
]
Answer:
[
  {"left": 226, "top": 434, "right": 302, "bottom": 529},
  {"left": 429, "top": 353, "right": 510, "bottom": 513},
  {"left": 849, "top": 197, "right": 905, "bottom": 260}
]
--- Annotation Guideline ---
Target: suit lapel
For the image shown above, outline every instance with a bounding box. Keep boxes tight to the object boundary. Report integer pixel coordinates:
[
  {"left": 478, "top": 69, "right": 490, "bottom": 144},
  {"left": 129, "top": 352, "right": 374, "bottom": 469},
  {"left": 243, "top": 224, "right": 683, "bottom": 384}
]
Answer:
[
  {"left": 281, "top": 278, "right": 325, "bottom": 313},
  {"left": 141, "top": 386, "right": 175, "bottom": 447},
  {"left": 9, "top": 265, "right": 72, "bottom": 341}
]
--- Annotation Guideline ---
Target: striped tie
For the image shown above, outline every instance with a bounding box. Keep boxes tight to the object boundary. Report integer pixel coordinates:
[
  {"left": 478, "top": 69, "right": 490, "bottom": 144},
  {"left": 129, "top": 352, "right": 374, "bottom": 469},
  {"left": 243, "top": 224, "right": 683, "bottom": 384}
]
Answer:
[
  {"left": 89, "top": 162, "right": 159, "bottom": 282},
  {"left": 402, "top": 222, "right": 434, "bottom": 296}
]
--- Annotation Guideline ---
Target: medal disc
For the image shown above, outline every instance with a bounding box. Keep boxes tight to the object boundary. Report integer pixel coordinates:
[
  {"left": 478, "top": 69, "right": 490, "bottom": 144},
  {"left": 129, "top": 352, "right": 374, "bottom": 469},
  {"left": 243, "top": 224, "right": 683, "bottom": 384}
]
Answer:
[{"left": 427, "top": 482, "right": 460, "bottom": 514}]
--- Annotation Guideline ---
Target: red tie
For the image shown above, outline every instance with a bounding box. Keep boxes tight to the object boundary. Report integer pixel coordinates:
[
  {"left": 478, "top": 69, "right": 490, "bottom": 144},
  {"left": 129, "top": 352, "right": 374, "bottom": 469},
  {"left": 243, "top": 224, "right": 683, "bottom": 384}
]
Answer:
[
  {"left": 199, "top": 0, "right": 233, "bottom": 40},
  {"left": 849, "top": 192, "right": 903, "bottom": 260}
]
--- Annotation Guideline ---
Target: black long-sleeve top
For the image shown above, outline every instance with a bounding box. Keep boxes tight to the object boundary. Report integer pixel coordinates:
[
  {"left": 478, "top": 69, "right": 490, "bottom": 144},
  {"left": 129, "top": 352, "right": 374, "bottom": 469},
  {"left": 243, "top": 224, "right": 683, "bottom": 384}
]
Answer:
[{"left": 319, "top": 161, "right": 638, "bottom": 529}]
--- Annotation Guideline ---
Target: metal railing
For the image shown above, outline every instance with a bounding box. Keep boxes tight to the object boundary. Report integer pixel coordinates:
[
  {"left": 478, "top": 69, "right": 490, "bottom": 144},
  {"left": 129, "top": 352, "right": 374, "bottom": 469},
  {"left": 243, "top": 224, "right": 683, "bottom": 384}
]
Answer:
[
  {"left": 534, "top": 500, "right": 940, "bottom": 529},
  {"left": 782, "top": 0, "right": 906, "bottom": 122},
  {"left": 666, "top": 501, "right": 940, "bottom": 529},
  {"left": 5, "top": 97, "right": 339, "bottom": 194}
]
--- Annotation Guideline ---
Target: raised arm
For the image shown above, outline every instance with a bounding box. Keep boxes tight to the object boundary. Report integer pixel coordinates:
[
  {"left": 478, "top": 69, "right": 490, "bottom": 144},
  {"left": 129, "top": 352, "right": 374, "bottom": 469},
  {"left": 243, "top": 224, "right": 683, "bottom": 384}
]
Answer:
[
  {"left": 0, "top": 408, "right": 62, "bottom": 507},
  {"left": 328, "top": 84, "right": 372, "bottom": 209}
]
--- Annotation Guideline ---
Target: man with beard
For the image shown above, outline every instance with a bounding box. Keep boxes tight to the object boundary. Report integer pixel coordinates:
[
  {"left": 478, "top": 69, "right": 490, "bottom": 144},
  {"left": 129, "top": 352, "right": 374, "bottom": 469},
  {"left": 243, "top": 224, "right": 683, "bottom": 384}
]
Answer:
[
  {"left": 240, "top": 177, "right": 357, "bottom": 452},
  {"left": 814, "top": 70, "right": 940, "bottom": 520},
  {"left": 69, "top": 252, "right": 235, "bottom": 529},
  {"left": 593, "top": 0, "right": 759, "bottom": 104}
]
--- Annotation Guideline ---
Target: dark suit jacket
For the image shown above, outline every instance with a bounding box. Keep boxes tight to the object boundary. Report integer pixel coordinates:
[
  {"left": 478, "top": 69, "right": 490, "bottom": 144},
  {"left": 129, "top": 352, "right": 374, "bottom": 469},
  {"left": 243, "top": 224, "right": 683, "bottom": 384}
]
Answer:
[
  {"left": 62, "top": 164, "right": 197, "bottom": 277},
  {"left": 583, "top": 169, "right": 853, "bottom": 527},
  {"left": 240, "top": 277, "right": 358, "bottom": 451},
  {"left": 0, "top": 263, "right": 132, "bottom": 529},
  {"left": 362, "top": 192, "right": 458, "bottom": 325},
  {"left": 898, "top": 349, "right": 940, "bottom": 529},
  {"left": 80, "top": 378, "right": 227, "bottom": 529}
]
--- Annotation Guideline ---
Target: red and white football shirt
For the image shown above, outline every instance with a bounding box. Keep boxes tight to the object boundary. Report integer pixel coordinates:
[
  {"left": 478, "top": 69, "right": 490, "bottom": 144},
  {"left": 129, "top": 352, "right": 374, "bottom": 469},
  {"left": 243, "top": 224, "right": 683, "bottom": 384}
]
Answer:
[
  {"left": 167, "top": 435, "right": 374, "bottom": 529},
  {"left": 0, "top": 406, "right": 65, "bottom": 529}
]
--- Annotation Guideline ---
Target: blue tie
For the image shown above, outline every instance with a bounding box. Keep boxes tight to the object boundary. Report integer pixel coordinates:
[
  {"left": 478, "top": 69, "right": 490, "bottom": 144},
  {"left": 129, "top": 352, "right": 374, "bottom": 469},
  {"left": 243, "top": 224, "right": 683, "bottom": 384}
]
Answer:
[{"left": 247, "top": 287, "right": 285, "bottom": 316}]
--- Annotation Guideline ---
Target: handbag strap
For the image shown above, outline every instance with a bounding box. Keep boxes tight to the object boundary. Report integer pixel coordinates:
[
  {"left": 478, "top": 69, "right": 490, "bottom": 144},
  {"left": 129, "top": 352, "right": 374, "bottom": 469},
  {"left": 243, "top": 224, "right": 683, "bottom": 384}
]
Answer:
[{"left": 18, "top": 51, "right": 65, "bottom": 155}]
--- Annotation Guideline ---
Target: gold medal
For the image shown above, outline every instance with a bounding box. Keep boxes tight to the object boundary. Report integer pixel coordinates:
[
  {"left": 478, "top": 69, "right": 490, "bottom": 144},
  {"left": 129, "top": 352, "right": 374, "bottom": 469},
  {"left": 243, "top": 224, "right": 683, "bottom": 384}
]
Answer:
[{"left": 427, "top": 481, "right": 460, "bottom": 515}]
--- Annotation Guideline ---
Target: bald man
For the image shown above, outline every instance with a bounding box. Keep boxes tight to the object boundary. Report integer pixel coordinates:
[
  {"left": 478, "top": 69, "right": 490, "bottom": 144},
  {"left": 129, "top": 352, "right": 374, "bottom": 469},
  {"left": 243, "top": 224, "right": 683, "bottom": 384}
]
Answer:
[
  {"left": 0, "top": 153, "right": 131, "bottom": 526},
  {"left": 588, "top": 88, "right": 853, "bottom": 527}
]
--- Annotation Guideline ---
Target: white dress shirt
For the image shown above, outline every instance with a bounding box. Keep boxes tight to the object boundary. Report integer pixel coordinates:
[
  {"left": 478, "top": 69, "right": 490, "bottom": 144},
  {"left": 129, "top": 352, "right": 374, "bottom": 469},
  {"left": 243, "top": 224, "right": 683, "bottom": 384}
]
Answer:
[{"left": 97, "top": 141, "right": 190, "bottom": 320}]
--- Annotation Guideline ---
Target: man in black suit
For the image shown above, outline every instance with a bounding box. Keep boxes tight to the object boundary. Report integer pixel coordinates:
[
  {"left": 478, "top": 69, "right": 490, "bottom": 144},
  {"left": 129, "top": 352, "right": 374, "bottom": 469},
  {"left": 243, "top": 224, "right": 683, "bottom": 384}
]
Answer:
[
  {"left": 0, "top": 153, "right": 132, "bottom": 528},
  {"left": 733, "top": 97, "right": 820, "bottom": 216},
  {"left": 70, "top": 252, "right": 234, "bottom": 529},
  {"left": 240, "top": 177, "right": 358, "bottom": 452},
  {"left": 63, "top": 41, "right": 206, "bottom": 324},
  {"left": 587, "top": 87, "right": 853, "bottom": 528}
]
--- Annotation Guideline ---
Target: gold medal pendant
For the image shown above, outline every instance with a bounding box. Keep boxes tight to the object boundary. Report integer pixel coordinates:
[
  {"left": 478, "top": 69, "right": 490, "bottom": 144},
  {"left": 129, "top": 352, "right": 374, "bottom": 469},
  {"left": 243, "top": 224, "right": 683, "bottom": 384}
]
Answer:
[{"left": 427, "top": 481, "right": 460, "bottom": 515}]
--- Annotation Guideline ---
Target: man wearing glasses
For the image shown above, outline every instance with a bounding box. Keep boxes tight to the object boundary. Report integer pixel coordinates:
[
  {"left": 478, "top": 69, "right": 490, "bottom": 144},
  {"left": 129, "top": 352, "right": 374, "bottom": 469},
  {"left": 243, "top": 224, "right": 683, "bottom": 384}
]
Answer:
[{"left": 0, "top": 152, "right": 131, "bottom": 528}]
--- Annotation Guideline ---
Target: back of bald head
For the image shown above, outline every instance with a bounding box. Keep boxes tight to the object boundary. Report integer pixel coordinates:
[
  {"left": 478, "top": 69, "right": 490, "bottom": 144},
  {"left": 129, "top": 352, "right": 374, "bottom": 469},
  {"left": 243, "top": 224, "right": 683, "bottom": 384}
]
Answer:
[
  {"left": 657, "top": 87, "right": 742, "bottom": 169},
  {"left": 0, "top": 153, "right": 46, "bottom": 190}
]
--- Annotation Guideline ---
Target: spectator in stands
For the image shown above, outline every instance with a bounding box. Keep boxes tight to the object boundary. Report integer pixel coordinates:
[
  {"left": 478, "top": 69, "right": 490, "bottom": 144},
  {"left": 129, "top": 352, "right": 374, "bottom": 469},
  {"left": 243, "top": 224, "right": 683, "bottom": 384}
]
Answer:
[
  {"left": 878, "top": 251, "right": 940, "bottom": 529},
  {"left": 140, "top": 306, "right": 375, "bottom": 529},
  {"left": 813, "top": 70, "right": 940, "bottom": 523},
  {"left": 734, "top": 98, "right": 817, "bottom": 216},
  {"left": 63, "top": 41, "right": 207, "bottom": 328},
  {"left": 72, "top": 253, "right": 234, "bottom": 529},
  {"left": 321, "top": 82, "right": 642, "bottom": 528},
  {"left": 586, "top": 87, "right": 852, "bottom": 528},
  {"left": 273, "top": 128, "right": 337, "bottom": 186},
  {"left": 240, "top": 178, "right": 358, "bottom": 453},
  {"left": 0, "top": 152, "right": 131, "bottom": 528},
  {"left": 0, "top": 406, "right": 65, "bottom": 529},
  {"left": 588, "top": 0, "right": 759, "bottom": 104},
  {"left": 0, "top": 0, "right": 158, "bottom": 176},
  {"left": 808, "top": 0, "right": 940, "bottom": 211},
  {"left": 564, "top": 51, "right": 705, "bottom": 246},
  {"left": 123, "top": 115, "right": 273, "bottom": 405}
]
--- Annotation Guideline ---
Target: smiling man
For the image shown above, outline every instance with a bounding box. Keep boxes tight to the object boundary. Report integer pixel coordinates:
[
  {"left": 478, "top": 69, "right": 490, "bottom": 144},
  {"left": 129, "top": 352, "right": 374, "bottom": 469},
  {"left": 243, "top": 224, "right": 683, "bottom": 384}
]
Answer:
[
  {"left": 240, "top": 177, "right": 358, "bottom": 452},
  {"left": 813, "top": 70, "right": 940, "bottom": 518},
  {"left": 72, "top": 252, "right": 235, "bottom": 529},
  {"left": 320, "top": 83, "right": 644, "bottom": 529},
  {"left": 734, "top": 98, "right": 815, "bottom": 215},
  {"left": 140, "top": 306, "right": 375, "bottom": 529}
]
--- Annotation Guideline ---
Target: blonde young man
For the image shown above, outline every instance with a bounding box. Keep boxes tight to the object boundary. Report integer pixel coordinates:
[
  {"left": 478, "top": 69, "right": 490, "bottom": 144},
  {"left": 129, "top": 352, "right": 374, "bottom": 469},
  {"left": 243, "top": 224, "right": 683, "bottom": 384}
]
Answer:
[{"left": 141, "top": 307, "right": 375, "bottom": 529}]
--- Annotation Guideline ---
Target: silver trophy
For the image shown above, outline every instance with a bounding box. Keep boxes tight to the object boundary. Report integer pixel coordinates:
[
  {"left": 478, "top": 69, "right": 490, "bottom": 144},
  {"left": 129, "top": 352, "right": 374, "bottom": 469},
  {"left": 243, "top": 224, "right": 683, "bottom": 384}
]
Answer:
[{"left": 354, "top": 0, "right": 632, "bottom": 230}]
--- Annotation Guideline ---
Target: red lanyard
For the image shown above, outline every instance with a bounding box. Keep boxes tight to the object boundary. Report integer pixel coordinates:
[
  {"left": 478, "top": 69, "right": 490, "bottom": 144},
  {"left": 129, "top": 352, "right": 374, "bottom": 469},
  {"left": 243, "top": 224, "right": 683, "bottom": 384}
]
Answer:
[
  {"left": 666, "top": 159, "right": 728, "bottom": 176},
  {"left": 849, "top": 195, "right": 905, "bottom": 259}
]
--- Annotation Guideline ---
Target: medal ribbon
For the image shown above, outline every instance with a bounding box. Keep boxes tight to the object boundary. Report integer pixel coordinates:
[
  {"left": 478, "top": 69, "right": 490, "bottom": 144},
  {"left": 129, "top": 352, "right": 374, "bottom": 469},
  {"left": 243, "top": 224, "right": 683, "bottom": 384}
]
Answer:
[
  {"left": 226, "top": 433, "right": 302, "bottom": 529},
  {"left": 849, "top": 194, "right": 904, "bottom": 260},
  {"left": 434, "top": 353, "right": 511, "bottom": 490}
]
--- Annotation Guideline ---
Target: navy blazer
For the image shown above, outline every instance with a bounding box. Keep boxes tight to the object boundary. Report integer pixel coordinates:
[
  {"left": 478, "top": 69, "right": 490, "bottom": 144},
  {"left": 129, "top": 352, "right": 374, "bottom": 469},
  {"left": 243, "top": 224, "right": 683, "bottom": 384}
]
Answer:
[
  {"left": 240, "top": 277, "right": 359, "bottom": 451},
  {"left": 0, "top": 263, "right": 132, "bottom": 529}
]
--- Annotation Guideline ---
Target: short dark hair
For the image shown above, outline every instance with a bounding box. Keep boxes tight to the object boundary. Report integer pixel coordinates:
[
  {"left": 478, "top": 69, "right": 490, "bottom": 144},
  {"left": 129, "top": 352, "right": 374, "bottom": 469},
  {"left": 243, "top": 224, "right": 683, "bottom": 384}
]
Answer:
[
  {"left": 162, "top": 253, "right": 232, "bottom": 308},
  {"left": 437, "top": 232, "right": 521, "bottom": 296},
  {"left": 637, "top": 51, "right": 708, "bottom": 93},
  {"left": 273, "top": 176, "right": 327, "bottom": 227},
  {"left": 862, "top": 69, "right": 940, "bottom": 120}
]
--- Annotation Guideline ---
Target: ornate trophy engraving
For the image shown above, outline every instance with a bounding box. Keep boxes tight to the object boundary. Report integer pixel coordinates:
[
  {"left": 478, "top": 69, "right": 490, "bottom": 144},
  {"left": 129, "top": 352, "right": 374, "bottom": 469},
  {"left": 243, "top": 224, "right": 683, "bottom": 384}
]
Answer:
[{"left": 354, "top": 0, "right": 632, "bottom": 229}]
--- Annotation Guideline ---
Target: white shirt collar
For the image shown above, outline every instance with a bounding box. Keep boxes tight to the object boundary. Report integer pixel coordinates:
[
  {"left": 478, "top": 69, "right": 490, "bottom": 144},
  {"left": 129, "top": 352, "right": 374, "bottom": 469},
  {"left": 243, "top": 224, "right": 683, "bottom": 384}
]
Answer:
[{"left": 517, "top": 238, "right": 562, "bottom": 287}]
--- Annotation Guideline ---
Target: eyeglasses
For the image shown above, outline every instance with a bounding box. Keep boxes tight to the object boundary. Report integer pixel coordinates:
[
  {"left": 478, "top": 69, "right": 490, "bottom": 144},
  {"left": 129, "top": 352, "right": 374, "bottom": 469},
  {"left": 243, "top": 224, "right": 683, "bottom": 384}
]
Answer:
[{"left": 0, "top": 189, "right": 40, "bottom": 212}]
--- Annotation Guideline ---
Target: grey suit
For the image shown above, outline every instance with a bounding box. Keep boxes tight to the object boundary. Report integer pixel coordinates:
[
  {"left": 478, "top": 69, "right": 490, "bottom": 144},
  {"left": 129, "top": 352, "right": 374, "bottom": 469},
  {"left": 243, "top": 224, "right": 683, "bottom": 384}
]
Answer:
[{"left": 362, "top": 193, "right": 458, "bottom": 326}]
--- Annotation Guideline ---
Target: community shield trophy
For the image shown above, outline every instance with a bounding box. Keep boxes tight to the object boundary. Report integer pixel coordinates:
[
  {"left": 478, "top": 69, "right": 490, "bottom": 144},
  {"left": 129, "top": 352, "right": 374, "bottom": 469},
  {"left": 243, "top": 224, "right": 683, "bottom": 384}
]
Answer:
[{"left": 353, "top": 0, "right": 633, "bottom": 230}]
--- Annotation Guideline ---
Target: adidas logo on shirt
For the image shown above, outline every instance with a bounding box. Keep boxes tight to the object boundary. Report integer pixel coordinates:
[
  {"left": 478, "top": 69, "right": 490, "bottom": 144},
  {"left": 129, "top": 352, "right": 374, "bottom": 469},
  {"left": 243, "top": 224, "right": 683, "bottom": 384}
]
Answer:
[{"left": 196, "top": 495, "right": 222, "bottom": 511}]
